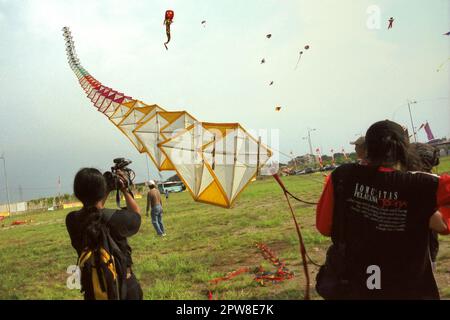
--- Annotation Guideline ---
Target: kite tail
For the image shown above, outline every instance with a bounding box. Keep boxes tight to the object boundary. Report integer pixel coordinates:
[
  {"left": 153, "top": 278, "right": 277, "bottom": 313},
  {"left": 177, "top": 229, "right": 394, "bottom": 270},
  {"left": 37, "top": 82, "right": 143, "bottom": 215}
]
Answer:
[
  {"left": 294, "top": 55, "right": 302, "bottom": 70},
  {"left": 164, "top": 33, "right": 171, "bottom": 50},
  {"left": 164, "top": 25, "right": 171, "bottom": 50},
  {"left": 272, "top": 173, "right": 311, "bottom": 300}
]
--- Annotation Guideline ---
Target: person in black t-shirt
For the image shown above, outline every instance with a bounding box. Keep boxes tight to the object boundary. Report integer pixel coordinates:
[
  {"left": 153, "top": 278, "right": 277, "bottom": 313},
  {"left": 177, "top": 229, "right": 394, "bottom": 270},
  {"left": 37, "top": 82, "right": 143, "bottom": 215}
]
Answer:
[
  {"left": 316, "top": 120, "right": 450, "bottom": 299},
  {"left": 66, "top": 168, "right": 143, "bottom": 300}
]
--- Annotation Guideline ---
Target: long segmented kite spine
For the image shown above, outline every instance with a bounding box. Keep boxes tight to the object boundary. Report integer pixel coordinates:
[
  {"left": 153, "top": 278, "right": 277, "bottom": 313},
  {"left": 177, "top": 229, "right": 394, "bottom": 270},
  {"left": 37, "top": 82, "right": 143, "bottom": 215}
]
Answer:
[
  {"left": 63, "top": 25, "right": 313, "bottom": 300},
  {"left": 61, "top": 26, "right": 273, "bottom": 209}
]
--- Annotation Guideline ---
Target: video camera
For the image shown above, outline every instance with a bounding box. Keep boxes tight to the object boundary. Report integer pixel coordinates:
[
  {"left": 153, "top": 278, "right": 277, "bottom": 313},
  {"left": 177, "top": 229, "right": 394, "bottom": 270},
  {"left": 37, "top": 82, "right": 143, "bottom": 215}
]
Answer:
[{"left": 104, "top": 158, "right": 136, "bottom": 207}]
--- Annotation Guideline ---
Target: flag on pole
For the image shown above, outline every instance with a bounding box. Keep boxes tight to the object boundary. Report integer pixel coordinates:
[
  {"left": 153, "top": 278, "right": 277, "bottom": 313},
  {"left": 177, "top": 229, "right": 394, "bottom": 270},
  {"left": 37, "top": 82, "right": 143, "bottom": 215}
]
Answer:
[
  {"left": 424, "top": 122, "right": 435, "bottom": 141},
  {"left": 316, "top": 148, "right": 323, "bottom": 168}
]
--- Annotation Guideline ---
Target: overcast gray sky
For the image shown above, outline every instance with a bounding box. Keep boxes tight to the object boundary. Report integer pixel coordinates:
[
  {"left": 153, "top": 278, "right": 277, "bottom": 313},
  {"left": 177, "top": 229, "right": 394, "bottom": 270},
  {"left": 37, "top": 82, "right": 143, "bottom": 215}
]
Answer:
[{"left": 0, "top": 0, "right": 449, "bottom": 202}]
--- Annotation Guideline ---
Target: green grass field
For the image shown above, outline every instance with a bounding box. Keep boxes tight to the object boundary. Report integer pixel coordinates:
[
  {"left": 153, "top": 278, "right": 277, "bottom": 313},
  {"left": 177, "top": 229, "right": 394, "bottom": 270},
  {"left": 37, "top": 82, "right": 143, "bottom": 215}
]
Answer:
[{"left": 1, "top": 157, "right": 449, "bottom": 300}]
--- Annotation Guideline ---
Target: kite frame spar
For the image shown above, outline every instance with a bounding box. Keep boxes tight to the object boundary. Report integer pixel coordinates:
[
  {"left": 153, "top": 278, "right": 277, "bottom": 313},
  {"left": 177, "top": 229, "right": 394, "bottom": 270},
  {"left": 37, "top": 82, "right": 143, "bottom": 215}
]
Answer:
[
  {"left": 159, "top": 122, "right": 272, "bottom": 208},
  {"left": 118, "top": 103, "right": 166, "bottom": 153},
  {"left": 133, "top": 110, "right": 198, "bottom": 171},
  {"left": 158, "top": 122, "right": 273, "bottom": 208}
]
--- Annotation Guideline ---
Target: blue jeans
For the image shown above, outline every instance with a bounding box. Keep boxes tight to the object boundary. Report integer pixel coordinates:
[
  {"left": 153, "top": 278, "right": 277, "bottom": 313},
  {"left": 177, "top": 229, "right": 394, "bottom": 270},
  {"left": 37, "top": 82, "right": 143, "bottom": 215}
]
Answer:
[{"left": 151, "top": 204, "right": 165, "bottom": 235}]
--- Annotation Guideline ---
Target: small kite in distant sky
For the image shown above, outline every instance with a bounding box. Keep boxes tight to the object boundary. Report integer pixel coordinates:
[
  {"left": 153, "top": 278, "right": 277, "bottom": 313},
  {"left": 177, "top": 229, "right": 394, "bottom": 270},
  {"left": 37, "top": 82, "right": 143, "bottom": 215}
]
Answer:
[
  {"left": 266, "top": 34, "right": 272, "bottom": 39},
  {"left": 444, "top": 31, "right": 450, "bottom": 36},
  {"left": 269, "top": 81, "right": 274, "bottom": 86},
  {"left": 295, "top": 45, "right": 310, "bottom": 70},
  {"left": 201, "top": 20, "right": 206, "bottom": 26},
  {"left": 164, "top": 10, "right": 174, "bottom": 50},
  {"left": 261, "top": 58, "right": 266, "bottom": 64},
  {"left": 275, "top": 106, "right": 281, "bottom": 111},
  {"left": 436, "top": 57, "right": 450, "bottom": 72},
  {"left": 388, "top": 17, "right": 394, "bottom": 29}
]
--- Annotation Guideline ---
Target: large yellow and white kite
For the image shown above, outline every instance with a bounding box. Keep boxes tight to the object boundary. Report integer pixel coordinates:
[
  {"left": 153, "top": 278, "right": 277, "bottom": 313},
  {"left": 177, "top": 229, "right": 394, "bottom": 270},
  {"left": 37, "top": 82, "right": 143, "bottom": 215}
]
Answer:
[{"left": 62, "top": 27, "right": 272, "bottom": 208}]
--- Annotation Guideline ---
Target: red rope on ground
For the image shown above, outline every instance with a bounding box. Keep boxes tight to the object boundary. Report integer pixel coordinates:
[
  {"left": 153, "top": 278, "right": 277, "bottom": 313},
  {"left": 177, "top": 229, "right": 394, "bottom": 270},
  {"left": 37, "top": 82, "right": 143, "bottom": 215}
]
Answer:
[
  {"left": 209, "top": 267, "right": 251, "bottom": 285},
  {"left": 207, "top": 243, "right": 295, "bottom": 299},
  {"left": 254, "top": 243, "right": 294, "bottom": 285}
]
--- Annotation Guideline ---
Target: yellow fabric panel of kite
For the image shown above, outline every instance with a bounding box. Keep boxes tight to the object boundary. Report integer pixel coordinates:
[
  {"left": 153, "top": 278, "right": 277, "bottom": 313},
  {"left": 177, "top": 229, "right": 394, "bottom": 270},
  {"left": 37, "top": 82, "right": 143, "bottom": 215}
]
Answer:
[{"left": 197, "top": 180, "right": 229, "bottom": 207}]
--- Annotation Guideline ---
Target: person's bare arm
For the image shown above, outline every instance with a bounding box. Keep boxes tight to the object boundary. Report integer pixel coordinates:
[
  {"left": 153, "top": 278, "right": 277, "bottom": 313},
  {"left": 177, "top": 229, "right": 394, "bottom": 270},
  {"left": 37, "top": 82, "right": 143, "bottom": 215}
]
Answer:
[
  {"left": 117, "top": 170, "right": 141, "bottom": 215},
  {"left": 430, "top": 210, "right": 448, "bottom": 234}
]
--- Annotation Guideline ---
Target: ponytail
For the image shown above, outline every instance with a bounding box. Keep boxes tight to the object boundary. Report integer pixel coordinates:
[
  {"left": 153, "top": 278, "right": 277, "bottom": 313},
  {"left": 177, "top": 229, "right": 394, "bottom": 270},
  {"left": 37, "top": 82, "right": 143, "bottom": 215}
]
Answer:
[{"left": 81, "top": 206, "right": 104, "bottom": 249}]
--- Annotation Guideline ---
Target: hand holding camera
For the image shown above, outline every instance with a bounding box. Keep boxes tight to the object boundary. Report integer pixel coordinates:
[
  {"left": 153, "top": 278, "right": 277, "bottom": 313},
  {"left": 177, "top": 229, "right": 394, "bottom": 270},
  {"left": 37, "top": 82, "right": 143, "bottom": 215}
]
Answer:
[
  {"left": 104, "top": 158, "right": 136, "bottom": 208},
  {"left": 115, "top": 170, "right": 129, "bottom": 192}
]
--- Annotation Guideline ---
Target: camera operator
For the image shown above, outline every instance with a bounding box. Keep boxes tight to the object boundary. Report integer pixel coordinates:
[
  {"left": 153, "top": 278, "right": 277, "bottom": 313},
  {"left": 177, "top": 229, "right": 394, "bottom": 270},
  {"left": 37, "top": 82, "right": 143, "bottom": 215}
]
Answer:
[{"left": 66, "top": 167, "right": 143, "bottom": 300}]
